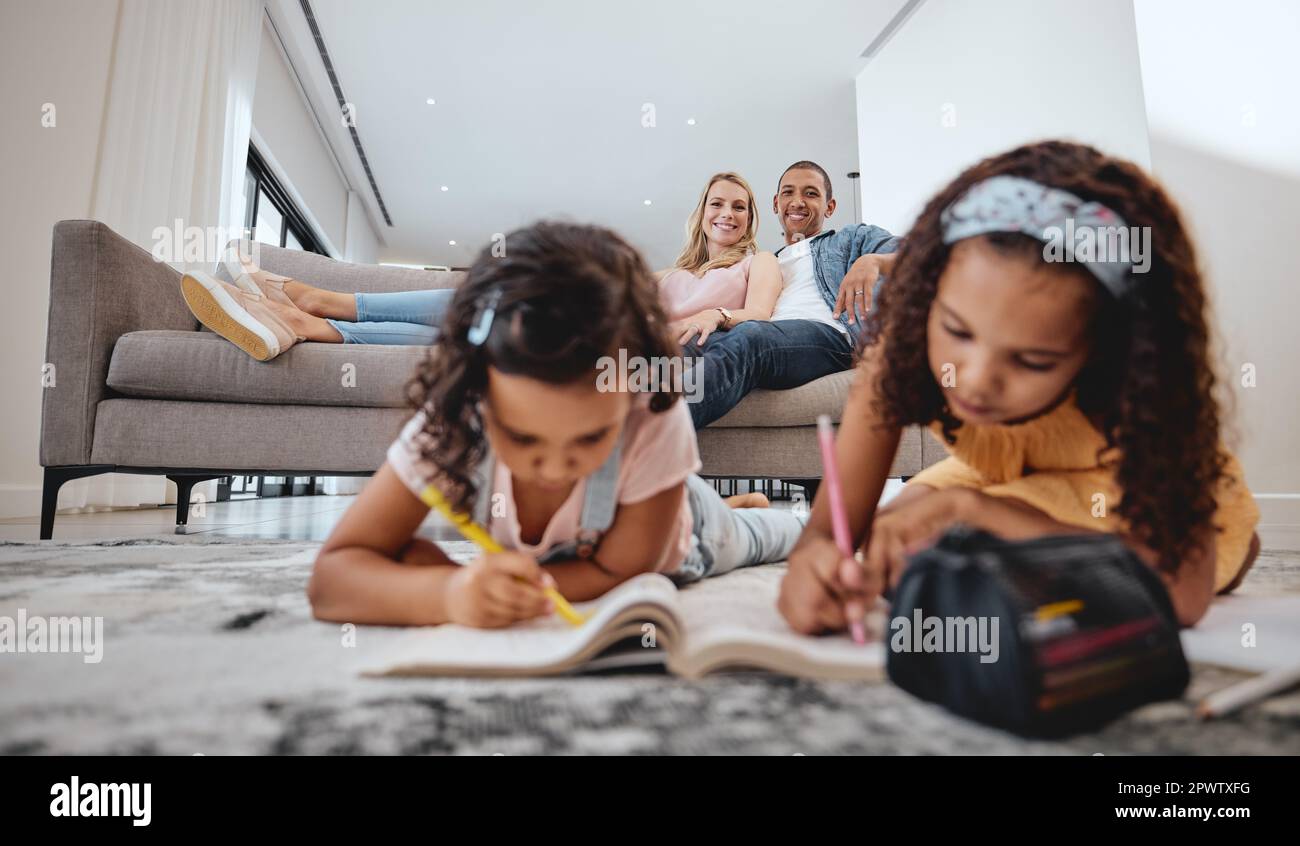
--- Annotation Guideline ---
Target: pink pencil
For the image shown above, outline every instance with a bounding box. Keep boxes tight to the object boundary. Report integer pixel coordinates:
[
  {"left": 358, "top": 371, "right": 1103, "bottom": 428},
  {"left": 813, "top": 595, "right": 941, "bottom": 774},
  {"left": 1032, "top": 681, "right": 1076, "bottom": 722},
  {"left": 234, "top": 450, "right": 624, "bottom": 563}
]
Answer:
[{"left": 816, "top": 414, "right": 866, "bottom": 645}]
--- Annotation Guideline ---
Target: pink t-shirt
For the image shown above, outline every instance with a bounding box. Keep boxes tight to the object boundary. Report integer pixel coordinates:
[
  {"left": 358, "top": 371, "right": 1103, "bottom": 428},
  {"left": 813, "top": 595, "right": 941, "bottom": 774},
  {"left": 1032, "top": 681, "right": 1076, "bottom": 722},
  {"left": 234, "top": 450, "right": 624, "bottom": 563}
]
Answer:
[
  {"left": 658, "top": 255, "right": 752, "bottom": 321},
  {"left": 386, "top": 397, "right": 702, "bottom": 574}
]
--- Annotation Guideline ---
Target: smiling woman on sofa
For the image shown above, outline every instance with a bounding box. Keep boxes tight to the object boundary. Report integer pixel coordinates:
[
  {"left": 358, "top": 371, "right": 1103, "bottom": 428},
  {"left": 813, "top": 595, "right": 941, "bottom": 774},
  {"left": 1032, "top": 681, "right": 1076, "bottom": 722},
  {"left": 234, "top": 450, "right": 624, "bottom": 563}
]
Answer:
[{"left": 656, "top": 171, "right": 782, "bottom": 347}]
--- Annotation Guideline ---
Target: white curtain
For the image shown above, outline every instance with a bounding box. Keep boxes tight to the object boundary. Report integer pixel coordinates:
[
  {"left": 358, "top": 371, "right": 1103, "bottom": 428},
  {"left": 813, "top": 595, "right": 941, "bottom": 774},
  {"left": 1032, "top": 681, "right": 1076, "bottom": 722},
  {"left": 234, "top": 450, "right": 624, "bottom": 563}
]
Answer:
[{"left": 58, "top": 0, "right": 265, "bottom": 513}]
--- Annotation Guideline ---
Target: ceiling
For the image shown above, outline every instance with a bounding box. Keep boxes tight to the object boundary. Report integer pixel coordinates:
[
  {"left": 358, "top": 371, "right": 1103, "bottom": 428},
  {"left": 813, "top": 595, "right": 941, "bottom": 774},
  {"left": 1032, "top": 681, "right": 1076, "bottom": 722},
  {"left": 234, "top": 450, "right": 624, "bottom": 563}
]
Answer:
[{"left": 302, "top": 0, "right": 907, "bottom": 268}]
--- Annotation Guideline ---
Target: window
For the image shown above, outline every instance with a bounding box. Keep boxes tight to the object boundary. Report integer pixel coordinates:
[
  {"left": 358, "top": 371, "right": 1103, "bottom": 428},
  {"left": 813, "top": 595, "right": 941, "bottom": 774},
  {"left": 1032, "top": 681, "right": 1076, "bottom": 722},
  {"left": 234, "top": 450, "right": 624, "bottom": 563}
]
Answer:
[
  {"left": 222, "top": 146, "right": 331, "bottom": 502},
  {"left": 243, "top": 145, "right": 327, "bottom": 255}
]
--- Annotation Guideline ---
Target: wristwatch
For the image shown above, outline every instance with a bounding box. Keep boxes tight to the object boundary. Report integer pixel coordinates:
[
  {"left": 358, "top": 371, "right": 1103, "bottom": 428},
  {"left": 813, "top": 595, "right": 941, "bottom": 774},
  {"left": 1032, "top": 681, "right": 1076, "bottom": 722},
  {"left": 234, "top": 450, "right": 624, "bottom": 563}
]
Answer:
[{"left": 715, "top": 307, "right": 734, "bottom": 329}]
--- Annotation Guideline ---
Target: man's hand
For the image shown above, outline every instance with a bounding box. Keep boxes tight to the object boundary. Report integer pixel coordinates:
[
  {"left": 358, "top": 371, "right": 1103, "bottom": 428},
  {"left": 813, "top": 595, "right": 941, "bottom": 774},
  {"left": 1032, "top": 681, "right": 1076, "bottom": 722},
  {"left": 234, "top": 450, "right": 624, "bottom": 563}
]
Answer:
[{"left": 833, "top": 253, "right": 896, "bottom": 325}]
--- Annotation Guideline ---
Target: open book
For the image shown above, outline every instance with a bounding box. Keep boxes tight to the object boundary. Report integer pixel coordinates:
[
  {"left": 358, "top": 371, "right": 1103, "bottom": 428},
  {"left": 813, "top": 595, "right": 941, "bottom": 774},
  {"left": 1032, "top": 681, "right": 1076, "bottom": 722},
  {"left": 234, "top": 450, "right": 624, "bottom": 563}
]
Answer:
[
  {"left": 1181, "top": 594, "right": 1300, "bottom": 673},
  {"left": 363, "top": 565, "right": 886, "bottom": 680}
]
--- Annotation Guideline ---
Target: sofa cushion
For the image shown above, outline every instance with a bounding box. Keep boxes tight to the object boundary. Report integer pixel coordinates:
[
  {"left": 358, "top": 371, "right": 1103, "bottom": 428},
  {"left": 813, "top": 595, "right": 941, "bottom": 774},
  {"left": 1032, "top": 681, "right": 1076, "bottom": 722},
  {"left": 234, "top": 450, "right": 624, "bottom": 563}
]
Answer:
[
  {"left": 108, "top": 330, "right": 857, "bottom": 426},
  {"left": 699, "top": 424, "right": 923, "bottom": 478},
  {"left": 708, "top": 370, "right": 854, "bottom": 427},
  {"left": 107, "top": 330, "right": 430, "bottom": 407}
]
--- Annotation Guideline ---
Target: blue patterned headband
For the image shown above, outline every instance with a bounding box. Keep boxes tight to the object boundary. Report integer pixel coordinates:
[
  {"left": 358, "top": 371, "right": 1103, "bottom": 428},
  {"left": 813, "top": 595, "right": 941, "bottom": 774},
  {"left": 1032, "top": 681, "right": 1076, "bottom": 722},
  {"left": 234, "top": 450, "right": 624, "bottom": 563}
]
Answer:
[{"left": 940, "top": 175, "right": 1141, "bottom": 299}]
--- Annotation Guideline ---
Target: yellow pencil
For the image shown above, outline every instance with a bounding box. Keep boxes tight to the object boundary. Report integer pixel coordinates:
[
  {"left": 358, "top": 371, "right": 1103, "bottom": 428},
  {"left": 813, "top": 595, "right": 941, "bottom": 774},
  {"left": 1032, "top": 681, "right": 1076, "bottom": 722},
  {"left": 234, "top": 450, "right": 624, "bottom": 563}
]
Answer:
[
  {"left": 418, "top": 484, "right": 587, "bottom": 626},
  {"left": 1035, "top": 599, "right": 1084, "bottom": 621}
]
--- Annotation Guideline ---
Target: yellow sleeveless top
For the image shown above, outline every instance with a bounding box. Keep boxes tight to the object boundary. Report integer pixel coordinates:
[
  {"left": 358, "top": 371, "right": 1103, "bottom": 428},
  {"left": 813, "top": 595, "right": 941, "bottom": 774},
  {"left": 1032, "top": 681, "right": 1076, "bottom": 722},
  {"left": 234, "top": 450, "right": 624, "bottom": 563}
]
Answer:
[{"left": 907, "top": 395, "right": 1259, "bottom": 592}]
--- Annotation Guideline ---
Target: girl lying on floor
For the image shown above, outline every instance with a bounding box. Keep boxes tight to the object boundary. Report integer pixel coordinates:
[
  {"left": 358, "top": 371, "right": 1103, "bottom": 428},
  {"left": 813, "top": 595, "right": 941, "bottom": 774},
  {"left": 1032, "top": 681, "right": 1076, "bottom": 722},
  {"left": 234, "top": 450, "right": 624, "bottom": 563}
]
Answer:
[{"left": 308, "top": 221, "right": 804, "bottom": 627}]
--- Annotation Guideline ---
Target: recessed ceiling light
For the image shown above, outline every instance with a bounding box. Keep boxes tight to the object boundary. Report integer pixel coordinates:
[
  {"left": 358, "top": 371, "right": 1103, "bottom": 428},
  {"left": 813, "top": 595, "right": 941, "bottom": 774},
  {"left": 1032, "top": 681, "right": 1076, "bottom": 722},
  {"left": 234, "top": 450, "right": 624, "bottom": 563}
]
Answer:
[
  {"left": 448, "top": 240, "right": 456, "bottom": 245},
  {"left": 644, "top": 199, "right": 652, "bottom": 205},
  {"left": 686, "top": 118, "right": 696, "bottom": 125},
  {"left": 440, "top": 185, "right": 449, "bottom": 192},
  {"left": 426, "top": 98, "right": 436, "bottom": 105}
]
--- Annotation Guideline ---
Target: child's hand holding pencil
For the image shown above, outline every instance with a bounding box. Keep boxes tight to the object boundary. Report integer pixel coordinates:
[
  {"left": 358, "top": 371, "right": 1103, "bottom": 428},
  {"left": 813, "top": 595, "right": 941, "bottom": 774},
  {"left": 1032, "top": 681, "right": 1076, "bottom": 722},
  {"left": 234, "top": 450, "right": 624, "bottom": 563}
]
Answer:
[
  {"left": 779, "top": 531, "right": 880, "bottom": 636},
  {"left": 777, "top": 416, "right": 882, "bottom": 640},
  {"left": 418, "top": 483, "right": 587, "bottom": 627},
  {"left": 444, "top": 550, "right": 560, "bottom": 629}
]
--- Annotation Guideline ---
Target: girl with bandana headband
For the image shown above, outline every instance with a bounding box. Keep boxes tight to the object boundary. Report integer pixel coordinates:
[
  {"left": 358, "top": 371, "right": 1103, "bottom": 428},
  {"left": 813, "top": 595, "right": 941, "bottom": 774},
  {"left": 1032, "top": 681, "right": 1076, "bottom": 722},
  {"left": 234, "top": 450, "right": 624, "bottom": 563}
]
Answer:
[{"left": 778, "top": 140, "right": 1260, "bottom": 633}]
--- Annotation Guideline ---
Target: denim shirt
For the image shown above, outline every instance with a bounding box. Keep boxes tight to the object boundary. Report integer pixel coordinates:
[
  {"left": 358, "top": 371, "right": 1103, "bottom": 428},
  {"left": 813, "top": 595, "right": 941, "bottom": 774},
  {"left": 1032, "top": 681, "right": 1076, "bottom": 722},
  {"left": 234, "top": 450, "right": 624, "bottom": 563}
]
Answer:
[{"left": 776, "top": 223, "right": 900, "bottom": 344}]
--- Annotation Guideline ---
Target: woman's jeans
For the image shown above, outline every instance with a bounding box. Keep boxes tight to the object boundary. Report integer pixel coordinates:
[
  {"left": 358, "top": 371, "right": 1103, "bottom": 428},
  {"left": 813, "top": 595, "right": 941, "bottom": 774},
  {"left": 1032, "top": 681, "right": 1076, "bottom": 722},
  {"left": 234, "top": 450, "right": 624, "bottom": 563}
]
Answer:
[{"left": 325, "top": 288, "right": 455, "bottom": 345}]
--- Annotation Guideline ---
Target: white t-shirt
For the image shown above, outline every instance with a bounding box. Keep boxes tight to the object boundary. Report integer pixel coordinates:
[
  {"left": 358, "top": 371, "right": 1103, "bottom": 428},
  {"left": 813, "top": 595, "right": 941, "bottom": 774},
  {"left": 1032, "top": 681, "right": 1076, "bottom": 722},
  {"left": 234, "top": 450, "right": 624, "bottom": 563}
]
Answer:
[{"left": 771, "top": 237, "right": 847, "bottom": 335}]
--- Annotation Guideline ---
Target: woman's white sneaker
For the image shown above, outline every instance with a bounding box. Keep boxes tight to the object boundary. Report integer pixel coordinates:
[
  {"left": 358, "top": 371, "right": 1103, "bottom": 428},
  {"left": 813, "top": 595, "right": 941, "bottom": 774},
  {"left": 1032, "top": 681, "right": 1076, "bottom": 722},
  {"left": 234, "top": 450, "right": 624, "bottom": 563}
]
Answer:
[{"left": 180, "top": 270, "right": 303, "bottom": 361}]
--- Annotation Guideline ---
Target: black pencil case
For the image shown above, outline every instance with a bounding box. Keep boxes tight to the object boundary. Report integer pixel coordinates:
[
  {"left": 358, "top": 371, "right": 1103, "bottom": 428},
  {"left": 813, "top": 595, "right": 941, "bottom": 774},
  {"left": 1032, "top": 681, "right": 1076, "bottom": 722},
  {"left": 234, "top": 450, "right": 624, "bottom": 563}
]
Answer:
[{"left": 885, "top": 526, "right": 1190, "bottom": 737}]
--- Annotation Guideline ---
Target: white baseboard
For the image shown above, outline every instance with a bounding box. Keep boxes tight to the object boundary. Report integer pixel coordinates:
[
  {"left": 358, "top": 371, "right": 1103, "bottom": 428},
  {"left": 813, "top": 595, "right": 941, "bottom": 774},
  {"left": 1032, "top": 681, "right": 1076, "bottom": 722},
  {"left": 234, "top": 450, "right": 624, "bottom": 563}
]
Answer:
[{"left": 1255, "top": 494, "right": 1300, "bottom": 552}]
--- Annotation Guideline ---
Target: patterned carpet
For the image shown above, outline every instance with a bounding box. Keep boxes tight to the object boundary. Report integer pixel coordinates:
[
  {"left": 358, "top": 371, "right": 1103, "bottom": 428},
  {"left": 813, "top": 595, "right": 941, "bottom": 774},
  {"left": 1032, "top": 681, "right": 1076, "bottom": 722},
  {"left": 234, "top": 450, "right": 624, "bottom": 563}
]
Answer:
[{"left": 1, "top": 536, "right": 1297, "bottom": 755}]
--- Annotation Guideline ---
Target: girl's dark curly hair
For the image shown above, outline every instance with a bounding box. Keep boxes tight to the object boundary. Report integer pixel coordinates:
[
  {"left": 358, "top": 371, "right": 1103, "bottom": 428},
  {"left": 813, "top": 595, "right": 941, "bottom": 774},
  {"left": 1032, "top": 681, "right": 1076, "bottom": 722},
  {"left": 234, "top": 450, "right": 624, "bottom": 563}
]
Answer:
[
  {"left": 864, "top": 140, "right": 1227, "bottom": 575},
  {"left": 404, "top": 220, "right": 682, "bottom": 515}
]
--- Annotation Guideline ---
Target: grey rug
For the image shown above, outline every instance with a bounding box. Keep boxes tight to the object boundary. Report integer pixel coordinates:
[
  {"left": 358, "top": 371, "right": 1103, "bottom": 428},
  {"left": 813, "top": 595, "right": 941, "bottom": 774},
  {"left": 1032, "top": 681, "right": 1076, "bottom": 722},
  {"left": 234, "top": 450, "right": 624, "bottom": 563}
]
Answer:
[{"left": 1, "top": 536, "right": 1297, "bottom": 755}]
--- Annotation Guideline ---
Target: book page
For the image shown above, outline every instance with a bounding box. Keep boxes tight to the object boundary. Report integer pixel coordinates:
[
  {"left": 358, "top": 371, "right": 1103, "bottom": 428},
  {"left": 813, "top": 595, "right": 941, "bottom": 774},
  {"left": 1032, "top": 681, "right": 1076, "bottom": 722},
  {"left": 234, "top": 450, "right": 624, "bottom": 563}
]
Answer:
[
  {"left": 672, "top": 565, "right": 887, "bottom": 679},
  {"left": 361, "top": 572, "right": 681, "bottom": 676},
  {"left": 1180, "top": 595, "right": 1300, "bottom": 673}
]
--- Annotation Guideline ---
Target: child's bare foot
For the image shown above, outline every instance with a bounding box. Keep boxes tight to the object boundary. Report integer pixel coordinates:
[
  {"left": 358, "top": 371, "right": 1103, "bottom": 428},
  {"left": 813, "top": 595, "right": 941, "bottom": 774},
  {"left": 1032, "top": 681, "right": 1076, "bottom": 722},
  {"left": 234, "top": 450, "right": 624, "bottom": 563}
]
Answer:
[{"left": 725, "top": 492, "right": 770, "bottom": 509}]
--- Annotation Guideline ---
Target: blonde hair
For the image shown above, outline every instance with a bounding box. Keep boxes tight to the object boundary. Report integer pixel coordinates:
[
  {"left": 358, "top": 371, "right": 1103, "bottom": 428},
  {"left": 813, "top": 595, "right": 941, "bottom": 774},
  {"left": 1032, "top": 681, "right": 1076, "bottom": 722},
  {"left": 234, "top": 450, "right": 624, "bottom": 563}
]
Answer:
[{"left": 672, "top": 172, "right": 758, "bottom": 274}]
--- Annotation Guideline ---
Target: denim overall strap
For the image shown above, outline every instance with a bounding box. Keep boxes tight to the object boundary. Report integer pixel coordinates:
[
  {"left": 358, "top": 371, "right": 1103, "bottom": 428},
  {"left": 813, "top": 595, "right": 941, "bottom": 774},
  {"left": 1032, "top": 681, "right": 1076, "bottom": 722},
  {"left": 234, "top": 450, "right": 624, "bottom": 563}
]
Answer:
[
  {"left": 467, "top": 436, "right": 622, "bottom": 560},
  {"left": 470, "top": 451, "right": 495, "bottom": 529},
  {"left": 572, "top": 435, "right": 624, "bottom": 559}
]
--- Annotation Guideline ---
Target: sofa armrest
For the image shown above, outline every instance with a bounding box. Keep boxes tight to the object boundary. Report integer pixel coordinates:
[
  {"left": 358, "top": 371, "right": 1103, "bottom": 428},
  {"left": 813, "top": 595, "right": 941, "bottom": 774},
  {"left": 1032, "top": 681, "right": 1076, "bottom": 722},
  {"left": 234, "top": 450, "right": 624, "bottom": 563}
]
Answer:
[{"left": 40, "top": 220, "right": 196, "bottom": 467}]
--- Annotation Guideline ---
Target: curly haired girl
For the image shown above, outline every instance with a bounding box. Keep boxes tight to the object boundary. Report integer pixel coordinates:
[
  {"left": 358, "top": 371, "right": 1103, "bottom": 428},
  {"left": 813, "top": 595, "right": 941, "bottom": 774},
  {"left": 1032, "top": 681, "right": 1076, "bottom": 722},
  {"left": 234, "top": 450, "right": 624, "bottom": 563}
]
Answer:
[
  {"left": 309, "top": 221, "right": 804, "bottom": 627},
  {"left": 778, "top": 140, "right": 1259, "bottom": 632}
]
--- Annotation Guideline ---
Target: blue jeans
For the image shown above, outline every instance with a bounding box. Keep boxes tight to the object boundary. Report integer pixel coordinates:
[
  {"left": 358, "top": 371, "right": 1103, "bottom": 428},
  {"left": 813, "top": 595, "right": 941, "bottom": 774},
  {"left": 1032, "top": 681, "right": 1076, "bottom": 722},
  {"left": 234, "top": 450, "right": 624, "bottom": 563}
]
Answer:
[
  {"left": 325, "top": 288, "right": 455, "bottom": 345},
  {"left": 686, "top": 320, "right": 853, "bottom": 429}
]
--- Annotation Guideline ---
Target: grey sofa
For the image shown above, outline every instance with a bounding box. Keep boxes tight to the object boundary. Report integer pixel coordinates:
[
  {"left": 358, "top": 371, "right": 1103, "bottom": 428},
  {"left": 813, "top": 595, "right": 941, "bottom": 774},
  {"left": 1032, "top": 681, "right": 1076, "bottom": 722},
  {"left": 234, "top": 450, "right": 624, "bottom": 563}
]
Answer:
[{"left": 38, "top": 220, "right": 944, "bottom": 539}]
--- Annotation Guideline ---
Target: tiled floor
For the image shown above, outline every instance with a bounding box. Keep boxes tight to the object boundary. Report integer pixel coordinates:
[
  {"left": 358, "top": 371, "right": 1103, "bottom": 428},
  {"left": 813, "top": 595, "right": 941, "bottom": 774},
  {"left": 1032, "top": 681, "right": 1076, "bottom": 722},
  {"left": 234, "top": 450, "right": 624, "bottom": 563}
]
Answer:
[
  {"left": 0, "top": 478, "right": 904, "bottom": 544},
  {"left": 0, "top": 494, "right": 361, "bottom": 543}
]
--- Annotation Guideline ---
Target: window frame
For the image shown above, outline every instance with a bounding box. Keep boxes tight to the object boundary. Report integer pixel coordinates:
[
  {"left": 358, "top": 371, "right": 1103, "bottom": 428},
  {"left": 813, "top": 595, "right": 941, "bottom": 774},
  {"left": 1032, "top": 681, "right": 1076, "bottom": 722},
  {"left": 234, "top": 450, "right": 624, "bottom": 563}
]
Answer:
[{"left": 244, "top": 145, "right": 328, "bottom": 255}]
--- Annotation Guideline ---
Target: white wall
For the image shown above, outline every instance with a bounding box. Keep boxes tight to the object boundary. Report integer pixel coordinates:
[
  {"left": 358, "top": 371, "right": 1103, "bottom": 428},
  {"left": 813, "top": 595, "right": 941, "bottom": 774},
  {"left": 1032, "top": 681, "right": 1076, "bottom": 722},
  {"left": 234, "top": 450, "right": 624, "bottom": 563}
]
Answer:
[
  {"left": 1134, "top": 0, "right": 1300, "bottom": 547},
  {"left": 344, "top": 190, "right": 379, "bottom": 264},
  {"left": 251, "top": 16, "right": 381, "bottom": 262},
  {"left": 0, "top": 3, "right": 382, "bottom": 519},
  {"left": 855, "top": 0, "right": 1152, "bottom": 234},
  {"left": 0, "top": 0, "right": 119, "bottom": 519},
  {"left": 856, "top": 0, "right": 1298, "bottom": 548},
  {"left": 252, "top": 19, "right": 348, "bottom": 255}
]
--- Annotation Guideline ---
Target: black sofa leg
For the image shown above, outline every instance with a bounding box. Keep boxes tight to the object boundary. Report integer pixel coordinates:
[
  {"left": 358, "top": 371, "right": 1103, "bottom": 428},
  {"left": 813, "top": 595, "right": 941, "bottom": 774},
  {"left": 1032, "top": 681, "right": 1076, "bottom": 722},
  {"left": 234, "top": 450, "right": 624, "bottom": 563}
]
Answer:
[
  {"left": 795, "top": 479, "right": 820, "bottom": 502},
  {"left": 167, "top": 475, "right": 226, "bottom": 534},
  {"left": 40, "top": 465, "right": 115, "bottom": 540}
]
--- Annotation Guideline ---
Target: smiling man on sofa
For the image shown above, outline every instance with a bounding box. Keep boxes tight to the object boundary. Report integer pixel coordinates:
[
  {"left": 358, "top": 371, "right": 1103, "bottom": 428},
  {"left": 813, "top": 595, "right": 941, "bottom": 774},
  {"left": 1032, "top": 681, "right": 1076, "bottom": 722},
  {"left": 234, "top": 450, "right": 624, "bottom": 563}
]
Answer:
[{"left": 685, "top": 160, "right": 901, "bottom": 429}]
